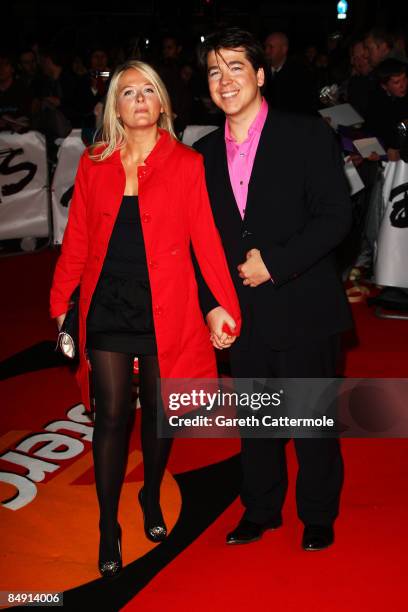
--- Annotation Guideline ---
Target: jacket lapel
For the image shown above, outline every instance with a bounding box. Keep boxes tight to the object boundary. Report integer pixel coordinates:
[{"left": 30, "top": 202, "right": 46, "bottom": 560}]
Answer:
[
  {"left": 244, "top": 108, "right": 278, "bottom": 222},
  {"left": 212, "top": 129, "right": 245, "bottom": 227}
]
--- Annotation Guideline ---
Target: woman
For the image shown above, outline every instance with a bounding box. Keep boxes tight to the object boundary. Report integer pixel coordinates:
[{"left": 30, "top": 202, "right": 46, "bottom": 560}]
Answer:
[{"left": 49, "top": 60, "right": 241, "bottom": 578}]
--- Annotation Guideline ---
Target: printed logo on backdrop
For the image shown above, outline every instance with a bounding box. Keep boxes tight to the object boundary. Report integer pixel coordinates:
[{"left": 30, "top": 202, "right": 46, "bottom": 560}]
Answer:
[
  {"left": 0, "top": 132, "right": 48, "bottom": 240},
  {"left": 51, "top": 129, "right": 85, "bottom": 244},
  {"left": 0, "top": 147, "right": 37, "bottom": 201},
  {"left": 60, "top": 185, "right": 74, "bottom": 208},
  {"left": 375, "top": 160, "right": 408, "bottom": 288},
  {"left": 389, "top": 182, "right": 408, "bottom": 228}
]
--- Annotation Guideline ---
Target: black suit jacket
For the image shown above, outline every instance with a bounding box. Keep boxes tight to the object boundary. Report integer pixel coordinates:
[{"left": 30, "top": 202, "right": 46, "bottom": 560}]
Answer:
[{"left": 193, "top": 108, "right": 353, "bottom": 350}]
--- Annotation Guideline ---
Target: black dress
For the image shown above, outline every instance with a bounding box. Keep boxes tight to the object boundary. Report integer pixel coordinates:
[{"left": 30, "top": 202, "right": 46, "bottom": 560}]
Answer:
[{"left": 86, "top": 195, "right": 157, "bottom": 354}]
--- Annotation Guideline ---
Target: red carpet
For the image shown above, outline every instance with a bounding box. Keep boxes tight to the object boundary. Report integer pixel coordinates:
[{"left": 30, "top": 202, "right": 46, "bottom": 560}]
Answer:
[{"left": 1, "top": 250, "right": 408, "bottom": 611}]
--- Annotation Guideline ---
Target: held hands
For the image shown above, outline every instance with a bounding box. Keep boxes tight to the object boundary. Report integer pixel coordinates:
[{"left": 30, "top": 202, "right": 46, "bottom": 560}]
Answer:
[
  {"left": 206, "top": 306, "right": 237, "bottom": 350},
  {"left": 238, "top": 249, "right": 271, "bottom": 287}
]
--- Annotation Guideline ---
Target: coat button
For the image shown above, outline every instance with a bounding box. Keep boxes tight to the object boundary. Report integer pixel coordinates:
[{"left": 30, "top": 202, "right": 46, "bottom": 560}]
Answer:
[
  {"left": 142, "top": 213, "right": 151, "bottom": 223},
  {"left": 149, "top": 260, "right": 158, "bottom": 268},
  {"left": 154, "top": 305, "right": 163, "bottom": 315},
  {"left": 241, "top": 230, "right": 252, "bottom": 238},
  {"left": 170, "top": 249, "right": 179, "bottom": 256},
  {"left": 160, "top": 351, "right": 168, "bottom": 359}
]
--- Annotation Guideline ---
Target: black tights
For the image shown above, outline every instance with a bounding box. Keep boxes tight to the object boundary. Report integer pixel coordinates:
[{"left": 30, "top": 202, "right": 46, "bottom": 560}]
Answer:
[{"left": 88, "top": 349, "right": 172, "bottom": 554}]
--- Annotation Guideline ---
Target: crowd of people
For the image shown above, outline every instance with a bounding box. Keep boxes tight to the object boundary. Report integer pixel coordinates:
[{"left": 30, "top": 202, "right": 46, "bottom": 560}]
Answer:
[
  {"left": 1, "top": 26, "right": 408, "bottom": 270},
  {"left": 1, "top": 27, "right": 407, "bottom": 147}
]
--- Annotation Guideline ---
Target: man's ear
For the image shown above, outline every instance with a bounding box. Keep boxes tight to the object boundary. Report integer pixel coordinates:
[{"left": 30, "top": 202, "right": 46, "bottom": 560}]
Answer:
[{"left": 257, "top": 67, "right": 265, "bottom": 88}]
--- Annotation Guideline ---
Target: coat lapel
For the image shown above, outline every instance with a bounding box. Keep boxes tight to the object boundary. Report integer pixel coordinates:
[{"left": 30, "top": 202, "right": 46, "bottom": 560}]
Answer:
[
  {"left": 244, "top": 108, "right": 278, "bottom": 221},
  {"left": 212, "top": 129, "right": 245, "bottom": 227}
]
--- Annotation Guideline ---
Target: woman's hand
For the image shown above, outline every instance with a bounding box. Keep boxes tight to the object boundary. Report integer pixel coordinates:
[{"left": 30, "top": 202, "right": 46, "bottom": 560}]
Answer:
[
  {"left": 56, "top": 313, "right": 66, "bottom": 331},
  {"left": 206, "top": 306, "right": 237, "bottom": 350}
]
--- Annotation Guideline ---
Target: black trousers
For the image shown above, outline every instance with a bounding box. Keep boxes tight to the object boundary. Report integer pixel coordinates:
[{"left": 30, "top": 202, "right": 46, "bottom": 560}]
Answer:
[{"left": 229, "top": 331, "right": 344, "bottom": 527}]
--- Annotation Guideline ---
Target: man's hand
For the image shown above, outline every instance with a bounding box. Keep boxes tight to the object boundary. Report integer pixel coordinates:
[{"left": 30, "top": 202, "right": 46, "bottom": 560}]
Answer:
[
  {"left": 348, "top": 152, "right": 364, "bottom": 167},
  {"left": 206, "top": 306, "right": 237, "bottom": 350},
  {"left": 43, "top": 96, "right": 61, "bottom": 108},
  {"left": 238, "top": 248, "right": 271, "bottom": 287},
  {"left": 387, "top": 148, "right": 401, "bottom": 162}
]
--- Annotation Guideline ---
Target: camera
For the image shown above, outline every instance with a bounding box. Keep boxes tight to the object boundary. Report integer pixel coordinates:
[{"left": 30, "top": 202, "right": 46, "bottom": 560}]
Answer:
[{"left": 397, "top": 119, "right": 408, "bottom": 162}]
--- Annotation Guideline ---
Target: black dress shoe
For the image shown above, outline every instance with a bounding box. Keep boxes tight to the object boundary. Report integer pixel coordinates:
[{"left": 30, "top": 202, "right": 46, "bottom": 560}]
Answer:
[
  {"left": 302, "top": 525, "right": 334, "bottom": 551},
  {"left": 226, "top": 516, "right": 282, "bottom": 545},
  {"left": 138, "top": 488, "right": 167, "bottom": 543}
]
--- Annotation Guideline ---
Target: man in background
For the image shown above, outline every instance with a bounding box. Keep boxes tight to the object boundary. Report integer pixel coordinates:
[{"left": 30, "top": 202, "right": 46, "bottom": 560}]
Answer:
[{"left": 263, "top": 31, "right": 318, "bottom": 114}]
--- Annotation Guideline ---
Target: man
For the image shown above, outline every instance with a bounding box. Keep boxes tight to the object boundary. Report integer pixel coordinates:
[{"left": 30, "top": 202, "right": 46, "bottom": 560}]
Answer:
[
  {"left": 157, "top": 34, "right": 192, "bottom": 133},
  {"left": 366, "top": 59, "right": 408, "bottom": 161},
  {"left": 263, "top": 31, "right": 318, "bottom": 114},
  {"left": 0, "top": 53, "right": 31, "bottom": 132},
  {"left": 38, "top": 47, "right": 81, "bottom": 129},
  {"left": 364, "top": 27, "right": 404, "bottom": 69},
  {"left": 347, "top": 38, "right": 374, "bottom": 119},
  {"left": 194, "top": 28, "right": 352, "bottom": 551}
]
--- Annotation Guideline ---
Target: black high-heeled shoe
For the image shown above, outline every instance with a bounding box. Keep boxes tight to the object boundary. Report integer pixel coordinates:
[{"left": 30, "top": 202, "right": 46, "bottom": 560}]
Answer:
[
  {"left": 138, "top": 488, "right": 167, "bottom": 543},
  {"left": 98, "top": 523, "right": 122, "bottom": 578}
]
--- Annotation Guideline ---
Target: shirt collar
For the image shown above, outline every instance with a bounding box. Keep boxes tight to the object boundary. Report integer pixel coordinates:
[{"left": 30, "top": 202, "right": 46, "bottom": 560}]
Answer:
[
  {"left": 225, "top": 97, "right": 268, "bottom": 144},
  {"left": 101, "top": 128, "right": 176, "bottom": 166}
]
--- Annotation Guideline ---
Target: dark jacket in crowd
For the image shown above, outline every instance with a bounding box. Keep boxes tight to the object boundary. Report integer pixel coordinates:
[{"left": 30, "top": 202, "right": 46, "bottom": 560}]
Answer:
[
  {"left": 157, "top": 59, "right": 192, "bottom": 133},
  {"left": 0, "top": 79, "right": 32, "bottom": 128},
  {"left": 347, "top": 74, "right": 377, "bottom": 120},
  {"left": 39, "top": 69, "right": 83, "bottom": 127},
  {"left": 263, "top": 59, "right": 319, "bottom": 115},
  {"left": 366, "top": 87, "right": 408, "bottom": 149}
]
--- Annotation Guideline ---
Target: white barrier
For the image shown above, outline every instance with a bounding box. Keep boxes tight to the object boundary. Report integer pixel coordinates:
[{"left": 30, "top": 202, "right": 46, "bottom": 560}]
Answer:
[
  {"left": 182, "top": 125, "right": 218, "bottom": 146},
  {"left": 4, "top": 127, "right": 405, "bottom": 291},
  {"left": 51, "top": 129, "right": 85, "bottom": 245},
  {"left": 0, "top": 131, "right": 49, "bottom": 240},
  {"left": 375, "top": 161, "right": 408, "bottom": 289}
]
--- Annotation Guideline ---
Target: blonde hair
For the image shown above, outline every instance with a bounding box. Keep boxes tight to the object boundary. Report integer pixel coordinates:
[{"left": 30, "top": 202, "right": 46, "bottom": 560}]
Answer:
[{"left": 90, "top": 60, "right": 176, "bottom": 161}]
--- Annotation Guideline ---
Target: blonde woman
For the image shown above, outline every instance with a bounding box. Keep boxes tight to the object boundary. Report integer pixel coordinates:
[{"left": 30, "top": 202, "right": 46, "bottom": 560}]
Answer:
[{"left": 50, "top": 60, "right": 241, "bottom": 578}]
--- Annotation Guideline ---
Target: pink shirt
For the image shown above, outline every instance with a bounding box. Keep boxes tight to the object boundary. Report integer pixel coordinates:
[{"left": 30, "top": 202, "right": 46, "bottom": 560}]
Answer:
[{"left": 225, "top": 97, "right": 268, "bottom": 218}]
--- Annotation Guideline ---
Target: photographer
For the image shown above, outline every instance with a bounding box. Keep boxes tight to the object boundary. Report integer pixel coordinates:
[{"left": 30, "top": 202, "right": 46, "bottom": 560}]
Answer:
[{"left": 0, "top": 51, "right": 31, "bottom": 132}]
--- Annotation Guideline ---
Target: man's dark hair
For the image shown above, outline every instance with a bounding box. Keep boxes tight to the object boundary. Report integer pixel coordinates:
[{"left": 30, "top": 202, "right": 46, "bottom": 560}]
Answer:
[
  {"left": 162, "top": 33, "right": 182, "bottom": 45},
  {"left": 375, "top": 58, "right": 407, "bottom": 84},
  {"left": 0, "top": 51, "right": 16, "bottom": 68},
  {"left": 366, "top": 27, "right": 394, "bottom": 50},
  {"left": 349, "top": 36, "right": 365, "bottom": 53},
  {"left": 39, "top": 46, "right": 64, "bottom": 67},
  {"left": 198, "top": 27, "right": 266, "bottom": 73},
  {"left": 19, "top": 48, "right": 35, "bottom": 58}
]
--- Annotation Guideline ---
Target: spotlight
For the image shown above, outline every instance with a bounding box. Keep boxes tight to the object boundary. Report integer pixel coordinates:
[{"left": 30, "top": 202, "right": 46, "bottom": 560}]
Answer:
[{"left": 337, "top": 0, "right": 348, "bottom": 20}]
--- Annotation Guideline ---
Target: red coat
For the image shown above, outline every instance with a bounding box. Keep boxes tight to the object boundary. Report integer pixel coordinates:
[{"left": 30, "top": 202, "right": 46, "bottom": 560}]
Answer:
[{"left": 50, "top": 129, "right": 241, "bottom": 411}]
